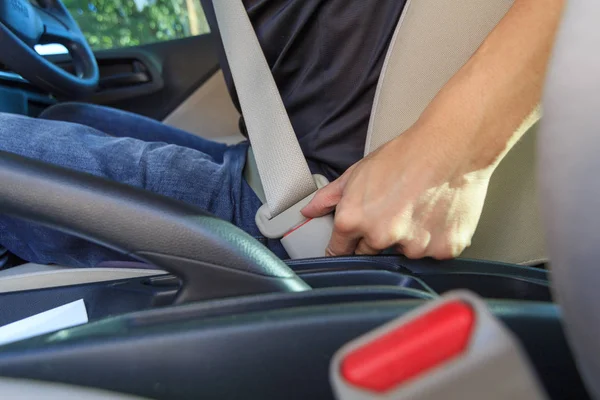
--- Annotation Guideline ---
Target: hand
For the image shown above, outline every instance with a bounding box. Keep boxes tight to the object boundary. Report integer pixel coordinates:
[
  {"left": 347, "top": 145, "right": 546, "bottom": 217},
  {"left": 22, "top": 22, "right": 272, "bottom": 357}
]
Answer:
[{"left": 301, "top": 119, "right": 494, "bottom": 259}]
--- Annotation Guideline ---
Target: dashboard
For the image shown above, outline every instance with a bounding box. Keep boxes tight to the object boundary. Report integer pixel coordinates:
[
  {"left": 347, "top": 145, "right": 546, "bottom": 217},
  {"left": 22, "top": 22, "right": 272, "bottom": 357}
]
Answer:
[{"left": 0, "top": 62, "right": 56, "bottom": 117}]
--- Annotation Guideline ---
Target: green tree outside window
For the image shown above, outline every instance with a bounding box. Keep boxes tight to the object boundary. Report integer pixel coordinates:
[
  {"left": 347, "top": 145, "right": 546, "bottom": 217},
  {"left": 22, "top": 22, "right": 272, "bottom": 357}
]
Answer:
[{"left": 62, "top": 0, "right": 210, "bottom": 51}]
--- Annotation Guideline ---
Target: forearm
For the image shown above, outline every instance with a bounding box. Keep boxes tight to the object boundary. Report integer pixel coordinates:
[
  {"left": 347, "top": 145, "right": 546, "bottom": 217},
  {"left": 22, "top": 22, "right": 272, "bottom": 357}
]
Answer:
[{"left": 416, "top": 0, "right": 566, "bottom": 172}]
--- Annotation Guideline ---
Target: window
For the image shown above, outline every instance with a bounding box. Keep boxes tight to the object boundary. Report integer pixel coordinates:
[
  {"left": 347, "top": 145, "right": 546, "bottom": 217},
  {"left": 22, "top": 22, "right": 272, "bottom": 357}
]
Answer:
[{"left": 61, "top": 0, "right": 210, "bottom": 50}]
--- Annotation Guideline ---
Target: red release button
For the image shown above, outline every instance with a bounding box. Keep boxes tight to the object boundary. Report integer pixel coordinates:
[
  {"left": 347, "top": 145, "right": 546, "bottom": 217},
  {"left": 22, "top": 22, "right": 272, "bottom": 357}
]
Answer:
[{"left": 340, "top": 301, "right": 474, "bottom": 393}]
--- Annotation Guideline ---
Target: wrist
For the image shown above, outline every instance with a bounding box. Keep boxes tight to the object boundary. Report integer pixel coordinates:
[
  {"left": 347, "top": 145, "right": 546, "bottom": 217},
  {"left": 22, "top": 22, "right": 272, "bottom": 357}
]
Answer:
[{"left": 386, "top": 116, "right": 495, "bottom": 187}]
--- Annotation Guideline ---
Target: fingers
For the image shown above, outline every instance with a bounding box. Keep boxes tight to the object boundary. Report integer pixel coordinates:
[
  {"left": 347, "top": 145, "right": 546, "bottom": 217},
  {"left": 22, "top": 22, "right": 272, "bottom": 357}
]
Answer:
[
  {"left": 354, "top": 239, "right": 380, "bottom": 255},
  {"left": 324, "top": 215, "right": 473, "bottom": 259},
  {"left": 327, "top": 211, "right": 392, "bottom": 256},
  {"left": 301, "top": 179, "right": 344, "bottom": 219},
  {"left": 425, "top": 229, "right": 473, "bottom": 260},
  {"left": 301, "top": 158, "right": 479, "bottom": 260},
  {"left": 300, "top": 172, "right": 360, "bottom": 256},
  {"left": 398, "top": 230, "right": 432, "bottom": 259},
  {"left": 326, "top": 227, "right": 360, "bottom": 256},
  {"left": 324, "top": 205, "right": 474, "bottom": 259},
  {"left": 302, "top": 166, "right": 357, "bottom": 219}
]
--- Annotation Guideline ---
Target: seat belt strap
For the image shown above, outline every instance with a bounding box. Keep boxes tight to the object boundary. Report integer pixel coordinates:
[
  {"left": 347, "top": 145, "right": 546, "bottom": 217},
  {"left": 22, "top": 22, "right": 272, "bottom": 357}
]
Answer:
[
  {"left": 212, "top": 0, "right": 316, "bottom": 218},
  {"left": 213, "top": 1, "right": 333, "bottom": 258},
  {"left": 243, "top": 147, "right": 266, "bottom": 204},
  {"left": 365, "top": 0, "right": 521, "bottom": 155}
]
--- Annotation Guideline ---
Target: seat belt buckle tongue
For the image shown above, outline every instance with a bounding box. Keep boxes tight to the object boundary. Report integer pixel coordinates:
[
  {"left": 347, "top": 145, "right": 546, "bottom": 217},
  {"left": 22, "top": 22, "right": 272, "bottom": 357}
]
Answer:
[
  {"left": 255, "top": 194, "right": 334, "bottom": 259},
  {"left": 281, "top": 214, "right": 334, "bottom": 259},
  {"left": 255, "top": 175, "right": 333, "bottom": 259},
  {"left": 330, "top": 290, "right": 549, "bottom": 400}
]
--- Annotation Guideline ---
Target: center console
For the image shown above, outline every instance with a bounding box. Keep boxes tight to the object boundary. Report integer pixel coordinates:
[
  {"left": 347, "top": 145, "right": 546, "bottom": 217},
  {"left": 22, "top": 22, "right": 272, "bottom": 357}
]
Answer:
[
  {"left": 0, "top": 256, "right": 589, "bottom": 400},
  {"left": 0, "top": 256, "right": 551, "bottom": 326}
]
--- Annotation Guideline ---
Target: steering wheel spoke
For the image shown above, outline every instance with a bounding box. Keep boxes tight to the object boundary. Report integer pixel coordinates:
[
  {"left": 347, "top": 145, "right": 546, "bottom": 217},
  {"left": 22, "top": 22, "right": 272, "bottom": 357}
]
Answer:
[{"left": 35, "top": 7, "right": 76, "bottom": 44}]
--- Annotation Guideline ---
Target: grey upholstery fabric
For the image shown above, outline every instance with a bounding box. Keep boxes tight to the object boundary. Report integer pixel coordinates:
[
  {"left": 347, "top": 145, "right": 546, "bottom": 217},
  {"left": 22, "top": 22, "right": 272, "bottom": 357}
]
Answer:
[
  {"left": 539, "top": 0, "right": 600, "bottom": 396},
  {"left": 462, "top": 123, "right": 545, "bottom": 264}
]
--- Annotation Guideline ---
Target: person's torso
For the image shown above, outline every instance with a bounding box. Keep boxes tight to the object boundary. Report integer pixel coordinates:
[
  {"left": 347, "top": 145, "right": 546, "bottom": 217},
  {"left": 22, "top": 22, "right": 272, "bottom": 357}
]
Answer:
[{"left": 202, "top": 0, "right": 407, "bottom": 179}]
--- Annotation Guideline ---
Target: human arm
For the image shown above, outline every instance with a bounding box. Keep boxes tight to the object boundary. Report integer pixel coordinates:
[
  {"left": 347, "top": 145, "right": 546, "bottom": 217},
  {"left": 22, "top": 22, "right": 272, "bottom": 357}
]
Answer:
[{"left": 302, "top": 0, "right": 566, "bottom": 258}]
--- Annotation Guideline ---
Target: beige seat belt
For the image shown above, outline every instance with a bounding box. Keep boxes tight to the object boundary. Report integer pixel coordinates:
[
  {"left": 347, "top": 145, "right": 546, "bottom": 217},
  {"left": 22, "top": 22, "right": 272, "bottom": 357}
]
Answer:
[
  {"left": 215, "top": 0, "right": 545, "bottom": 263},
  {"left": 213, "top": 1, "right": 334, "bottom": 259}
]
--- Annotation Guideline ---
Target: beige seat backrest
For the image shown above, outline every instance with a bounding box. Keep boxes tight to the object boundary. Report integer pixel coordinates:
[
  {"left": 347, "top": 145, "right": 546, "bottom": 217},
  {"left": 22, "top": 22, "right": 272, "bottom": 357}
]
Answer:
[{"left": 461, "top": 123, "right": 545, "bottom": 264}]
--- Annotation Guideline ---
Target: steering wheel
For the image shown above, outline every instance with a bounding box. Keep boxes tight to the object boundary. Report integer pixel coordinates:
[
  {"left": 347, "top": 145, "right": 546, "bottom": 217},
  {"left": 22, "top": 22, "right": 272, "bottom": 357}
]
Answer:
[{"left": 0, "top": 0, "right": 99, "bottom": 97}]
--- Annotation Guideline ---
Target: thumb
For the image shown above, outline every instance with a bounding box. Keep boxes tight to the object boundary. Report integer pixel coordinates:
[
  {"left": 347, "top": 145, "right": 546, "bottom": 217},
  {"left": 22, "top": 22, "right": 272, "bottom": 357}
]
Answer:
[{"left": 301, "top": 172, "right": 351, "bottom": 218}]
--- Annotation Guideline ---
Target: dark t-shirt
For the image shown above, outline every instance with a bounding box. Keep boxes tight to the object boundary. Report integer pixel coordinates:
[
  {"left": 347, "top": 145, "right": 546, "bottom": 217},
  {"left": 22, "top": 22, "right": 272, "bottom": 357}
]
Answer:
[{"left": 201, "top": 0, "right": 407, "bottom": 180}]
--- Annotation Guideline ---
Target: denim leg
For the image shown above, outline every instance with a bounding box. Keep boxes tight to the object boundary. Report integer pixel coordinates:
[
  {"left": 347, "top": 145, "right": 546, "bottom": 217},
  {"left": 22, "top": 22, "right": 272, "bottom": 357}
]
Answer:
[
  {"left": 40, "top": 102, "right": 230, "bottom": 160},
  {"left": 0, "top": 112, "right": 276, "bottom": 267}
]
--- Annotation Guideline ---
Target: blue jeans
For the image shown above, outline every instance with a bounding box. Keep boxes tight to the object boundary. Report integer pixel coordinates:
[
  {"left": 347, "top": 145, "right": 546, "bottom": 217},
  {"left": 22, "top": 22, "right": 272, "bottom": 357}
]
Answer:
[{"left": 0, "top": 103, "right": 285, "bottom": 268}]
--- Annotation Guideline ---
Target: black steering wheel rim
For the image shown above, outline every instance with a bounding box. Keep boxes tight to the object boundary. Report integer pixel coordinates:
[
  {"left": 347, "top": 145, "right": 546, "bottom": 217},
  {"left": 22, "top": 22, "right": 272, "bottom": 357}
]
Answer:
[{"left": 0, "top": 0, "right": 98, "bottom": 97}]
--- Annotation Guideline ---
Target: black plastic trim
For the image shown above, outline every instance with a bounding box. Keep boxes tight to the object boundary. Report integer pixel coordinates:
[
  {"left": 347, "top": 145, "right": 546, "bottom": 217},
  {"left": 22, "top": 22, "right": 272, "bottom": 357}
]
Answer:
[
  {"left": 0, "top": 300, "right": 587, "bottom": 400},
  {"left": 0, "top": 151, "right": 309, "bottom": 302}
]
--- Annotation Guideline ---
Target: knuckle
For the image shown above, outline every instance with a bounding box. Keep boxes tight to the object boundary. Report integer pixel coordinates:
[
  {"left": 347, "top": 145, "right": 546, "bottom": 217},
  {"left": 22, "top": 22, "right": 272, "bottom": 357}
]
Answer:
[
  {"left": 355, "top": 241, "right": 378, "bottom": 256},
  {"left": 318, "top": 187, "right": 341, "bottom": 207},
  {"left": 431, "top": 231, "right": 472, "bottom": 260},
  {"left": 431, "top": 247, "right": 456, "bottom": 260},
  {"left": 402, "top": 241, "right": 428, "bottom": 259},
  {"left": 333, "top": 209, "right": 361, "bottom": 235},
  {"left": 399, "top": 230, "right": 431, "bottom": 259},
  {"left": 365, "top": 231, "right": 391, "bottom": 250}
]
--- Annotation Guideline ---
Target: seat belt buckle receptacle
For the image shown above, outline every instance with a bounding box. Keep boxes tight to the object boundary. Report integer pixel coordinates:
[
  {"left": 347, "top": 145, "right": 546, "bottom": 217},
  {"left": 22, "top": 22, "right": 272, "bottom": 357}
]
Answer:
[
  {"left": 330, "top": 290, "right": 548, "bottom": 400},
  {"left": 256, "top": 175, "right": 333, "bottom": 259}
]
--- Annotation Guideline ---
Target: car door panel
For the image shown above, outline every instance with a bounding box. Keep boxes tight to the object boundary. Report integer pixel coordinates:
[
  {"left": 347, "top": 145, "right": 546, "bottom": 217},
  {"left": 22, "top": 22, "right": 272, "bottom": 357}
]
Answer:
[{"left": 47, "top": 34, "right": 221, "bottom": 121}]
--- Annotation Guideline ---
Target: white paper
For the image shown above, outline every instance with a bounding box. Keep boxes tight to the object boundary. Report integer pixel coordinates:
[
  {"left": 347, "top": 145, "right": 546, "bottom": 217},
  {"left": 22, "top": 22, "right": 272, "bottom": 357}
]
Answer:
[{"left": 0, "top": 299, "right": 88, "bottom": 346}]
